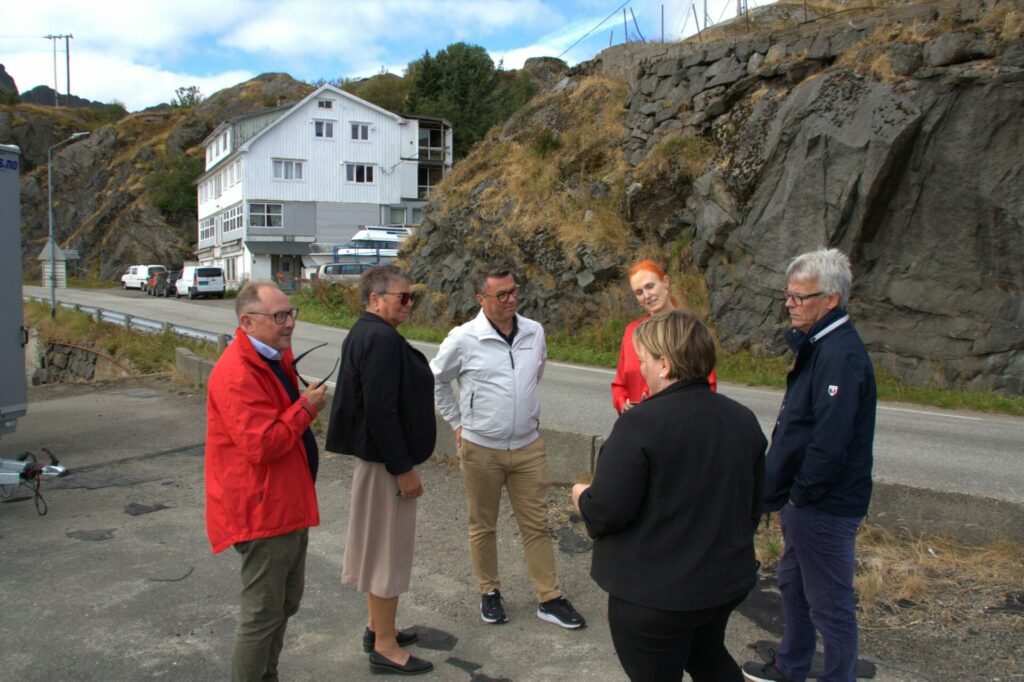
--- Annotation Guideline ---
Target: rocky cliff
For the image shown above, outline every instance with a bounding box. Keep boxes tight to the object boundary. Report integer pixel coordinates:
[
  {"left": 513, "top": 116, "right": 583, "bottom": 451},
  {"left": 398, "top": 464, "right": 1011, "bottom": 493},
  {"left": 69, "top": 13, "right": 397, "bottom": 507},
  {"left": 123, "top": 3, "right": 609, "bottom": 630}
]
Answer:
[
  {"left": 2, "top": 73, "right": 312, "bottom": 279},
  {"left": 406, "top": 0, "right": 1023, "bottom": 392}
]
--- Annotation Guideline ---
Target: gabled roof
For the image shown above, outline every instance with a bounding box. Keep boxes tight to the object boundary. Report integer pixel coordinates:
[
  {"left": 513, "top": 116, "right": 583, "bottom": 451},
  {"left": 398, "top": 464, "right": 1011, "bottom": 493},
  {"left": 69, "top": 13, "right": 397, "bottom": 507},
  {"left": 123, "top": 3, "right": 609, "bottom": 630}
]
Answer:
[
  {"left": 237, "top": 84, "right": 407, "bottom": 154},
  {"left": 196, "top": 84, "right": 414, "bottom": 183}
]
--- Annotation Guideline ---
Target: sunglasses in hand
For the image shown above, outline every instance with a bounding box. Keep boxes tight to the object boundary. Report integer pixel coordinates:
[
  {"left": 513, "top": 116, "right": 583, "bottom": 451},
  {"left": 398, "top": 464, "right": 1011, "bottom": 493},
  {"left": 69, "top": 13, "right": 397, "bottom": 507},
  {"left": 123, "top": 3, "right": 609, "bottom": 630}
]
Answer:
[{"left": 292, "top": 343, "right": 339, "bottom": 388}]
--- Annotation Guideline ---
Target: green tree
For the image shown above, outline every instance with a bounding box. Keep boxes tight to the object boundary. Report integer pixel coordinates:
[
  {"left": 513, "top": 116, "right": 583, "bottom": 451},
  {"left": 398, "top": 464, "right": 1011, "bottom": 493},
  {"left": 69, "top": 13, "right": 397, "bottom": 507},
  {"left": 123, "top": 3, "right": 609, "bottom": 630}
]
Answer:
[
  {"left": 172, "top": 85, "right": 203, "bottom": 108},
  {"left": 144, "top": 151, "right": 204, "bottom": 218},
  {"left": 407, "top": 43, "right": 503, "bottom": 158},
  {"left": 341, "top": 69, "right": 412, "bottom": 114}
]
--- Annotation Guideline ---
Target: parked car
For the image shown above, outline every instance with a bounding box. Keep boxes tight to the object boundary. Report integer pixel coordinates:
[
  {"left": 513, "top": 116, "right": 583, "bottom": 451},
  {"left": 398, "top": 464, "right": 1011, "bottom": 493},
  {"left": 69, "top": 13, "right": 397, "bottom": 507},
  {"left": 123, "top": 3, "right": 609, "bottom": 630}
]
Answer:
[
  {"left": 146, "top": 271, "right": 165, "bottom": 296},
  {"left": 176, "top": 266, "right": 226, "bottom": 300},
  {"left": 121, "top": 264, "right": 166, "bottom": 291},
  {"left": 147, "top": 270, "right": 179, "bottom": 297},
  {"left": 313, "top": 262, "right": 378, "bottom": 282},
  {"left": 164, "top": 270, "right": 181, "bottom": 297}
]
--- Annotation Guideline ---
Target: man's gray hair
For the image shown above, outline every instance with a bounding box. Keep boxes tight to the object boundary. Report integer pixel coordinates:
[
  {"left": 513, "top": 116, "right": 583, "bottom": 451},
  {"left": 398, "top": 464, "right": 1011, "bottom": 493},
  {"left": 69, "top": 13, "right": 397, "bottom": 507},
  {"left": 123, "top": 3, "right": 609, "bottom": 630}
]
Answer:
[
  {"left": 360, "top": 263, "right": 411, "bottom": 307},
  {"left": 234, "top": 280, "right": 278, "bottom": 319},
  {"left": 787, "top": 248, "right": 853, "bottom": 308},
  {"left": 471, "top": 261, "right": 518, "bottom": 296}
]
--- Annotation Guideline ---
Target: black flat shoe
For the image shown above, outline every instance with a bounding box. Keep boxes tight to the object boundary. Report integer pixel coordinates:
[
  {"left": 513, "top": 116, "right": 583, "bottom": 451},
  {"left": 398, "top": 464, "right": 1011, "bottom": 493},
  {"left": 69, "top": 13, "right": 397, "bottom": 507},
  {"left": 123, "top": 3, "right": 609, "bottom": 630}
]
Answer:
[
  {"left": 362, "top": 627, "right": 419, "bottom": 653},
  {"left": 368, "top": 650, "right": 433, "bottom": 675}
]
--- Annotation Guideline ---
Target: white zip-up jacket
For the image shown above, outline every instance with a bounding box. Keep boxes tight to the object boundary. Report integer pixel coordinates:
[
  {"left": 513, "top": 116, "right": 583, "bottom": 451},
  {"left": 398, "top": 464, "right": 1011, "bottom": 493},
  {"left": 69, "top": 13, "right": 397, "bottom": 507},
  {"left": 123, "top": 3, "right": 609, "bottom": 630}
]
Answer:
[{"left": 431, "top": 309, "right": 546, "bottom": 451}]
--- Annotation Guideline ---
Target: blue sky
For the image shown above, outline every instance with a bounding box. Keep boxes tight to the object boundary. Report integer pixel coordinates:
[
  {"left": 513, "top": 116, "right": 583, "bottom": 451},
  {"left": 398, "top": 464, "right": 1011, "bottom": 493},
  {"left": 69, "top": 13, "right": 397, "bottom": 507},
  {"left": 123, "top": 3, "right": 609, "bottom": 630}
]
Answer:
[{"left": 1, "top": 0, "right": 752, "bottom": 111}]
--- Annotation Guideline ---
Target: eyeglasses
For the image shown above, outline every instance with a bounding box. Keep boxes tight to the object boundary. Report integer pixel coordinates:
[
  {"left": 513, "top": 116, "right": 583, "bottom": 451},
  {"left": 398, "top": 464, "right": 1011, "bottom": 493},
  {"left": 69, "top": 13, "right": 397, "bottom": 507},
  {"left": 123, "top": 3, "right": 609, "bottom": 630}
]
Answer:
[
  {"left": 245, "top": 308, "right": 299, "bottom": 324},
  {"left": 781, "top": 290, "right": 824, "bottom": 306},
  {"left": 292, "top": 342, "right": 339, "bottom": 388},
  {"left": 379, "top": 291, "right": 414, "bottom": 305},
  {"left": 483, "top": 285, "right": 520, "bottom": 303}
]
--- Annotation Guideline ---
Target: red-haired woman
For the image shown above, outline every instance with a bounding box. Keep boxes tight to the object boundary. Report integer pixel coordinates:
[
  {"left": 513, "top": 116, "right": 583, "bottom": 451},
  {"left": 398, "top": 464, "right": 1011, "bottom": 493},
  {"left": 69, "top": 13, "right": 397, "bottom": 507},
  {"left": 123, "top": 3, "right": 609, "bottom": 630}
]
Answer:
[{"left": 611, "top": 260, "right": 717, "bottom": 413}]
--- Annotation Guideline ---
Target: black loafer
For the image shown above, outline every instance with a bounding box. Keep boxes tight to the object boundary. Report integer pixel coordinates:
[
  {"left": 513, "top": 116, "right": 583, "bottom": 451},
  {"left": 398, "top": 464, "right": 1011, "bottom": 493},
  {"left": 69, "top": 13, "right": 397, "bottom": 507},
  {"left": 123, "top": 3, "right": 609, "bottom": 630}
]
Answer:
[
  {"left": 363, "top": 627, "right": 419, "bottom": 653},
  {"left": 368, "top": 650, "right": 433, "bottom": 675}
]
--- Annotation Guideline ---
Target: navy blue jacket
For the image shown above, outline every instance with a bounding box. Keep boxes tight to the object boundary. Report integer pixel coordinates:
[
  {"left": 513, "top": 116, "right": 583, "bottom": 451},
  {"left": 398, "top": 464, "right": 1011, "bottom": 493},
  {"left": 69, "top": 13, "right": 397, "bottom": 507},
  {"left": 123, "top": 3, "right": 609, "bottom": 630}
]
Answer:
[
  {"left": 763, "top": 308, "right": 876, "bottom": 517},
  {"left": 325, "top": 312, "right": 436, "bottom": 475}
]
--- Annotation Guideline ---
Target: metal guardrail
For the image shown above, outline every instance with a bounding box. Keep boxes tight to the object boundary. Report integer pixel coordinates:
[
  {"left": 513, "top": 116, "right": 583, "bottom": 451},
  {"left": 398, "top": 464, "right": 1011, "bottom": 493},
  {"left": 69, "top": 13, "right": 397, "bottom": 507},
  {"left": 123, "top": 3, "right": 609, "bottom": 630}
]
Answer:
[{"left": 25, "top": 296, "right": 228, "bottom": 347}]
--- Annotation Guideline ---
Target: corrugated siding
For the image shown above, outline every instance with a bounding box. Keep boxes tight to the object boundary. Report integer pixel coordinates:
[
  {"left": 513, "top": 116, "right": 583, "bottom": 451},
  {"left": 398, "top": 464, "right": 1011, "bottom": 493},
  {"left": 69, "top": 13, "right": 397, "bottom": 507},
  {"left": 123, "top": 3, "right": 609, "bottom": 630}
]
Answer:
[{"left": 245, "top": 97, "right": 408, "bottom": 205}]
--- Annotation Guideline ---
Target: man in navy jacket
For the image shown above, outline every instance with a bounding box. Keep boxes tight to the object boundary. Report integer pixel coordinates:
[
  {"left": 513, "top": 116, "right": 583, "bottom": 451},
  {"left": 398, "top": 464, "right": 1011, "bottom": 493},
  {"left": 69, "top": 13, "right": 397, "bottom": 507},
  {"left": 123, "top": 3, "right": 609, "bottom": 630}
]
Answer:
[{"left": 743, "top": 248, "right": 877, "bottom": 682}]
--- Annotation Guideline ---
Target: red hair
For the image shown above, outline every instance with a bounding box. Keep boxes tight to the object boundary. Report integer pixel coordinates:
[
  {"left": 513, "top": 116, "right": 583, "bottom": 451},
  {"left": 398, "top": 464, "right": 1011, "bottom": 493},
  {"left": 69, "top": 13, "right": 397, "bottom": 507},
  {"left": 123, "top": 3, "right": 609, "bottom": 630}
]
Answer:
[
  {"left": 627, "top": 259, "right": 678, "bottom": 308},
  {"left": 627, "top": 259, "right": 668, "bottom": 282}
]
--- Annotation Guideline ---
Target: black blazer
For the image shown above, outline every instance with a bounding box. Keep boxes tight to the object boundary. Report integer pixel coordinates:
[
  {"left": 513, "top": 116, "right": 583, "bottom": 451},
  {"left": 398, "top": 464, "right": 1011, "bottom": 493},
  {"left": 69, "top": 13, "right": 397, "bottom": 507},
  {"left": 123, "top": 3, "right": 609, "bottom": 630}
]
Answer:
[
  {"left": 325, "top": 312, "right": 436, "bottom": 474},
  {"left": 579, "top": 379, "right": 766, "bottom": 612}
]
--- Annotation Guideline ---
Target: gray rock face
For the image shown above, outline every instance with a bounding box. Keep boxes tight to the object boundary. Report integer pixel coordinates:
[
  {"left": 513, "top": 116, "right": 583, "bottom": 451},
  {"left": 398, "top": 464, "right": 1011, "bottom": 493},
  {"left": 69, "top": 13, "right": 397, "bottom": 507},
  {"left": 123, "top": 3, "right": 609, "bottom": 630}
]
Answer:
[
  {"left": 621, "top": 16, "right": 1024, "bottom": 392},
  {"left": 408, "top": 0, "right": 1023, "bottom": 393}
]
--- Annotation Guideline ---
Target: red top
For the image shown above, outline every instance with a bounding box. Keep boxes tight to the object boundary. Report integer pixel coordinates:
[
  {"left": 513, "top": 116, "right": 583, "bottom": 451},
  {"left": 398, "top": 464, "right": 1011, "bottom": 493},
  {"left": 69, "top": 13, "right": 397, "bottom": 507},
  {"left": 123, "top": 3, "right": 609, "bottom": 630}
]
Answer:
[
  {"left": 205, "top": 329, "right": 320, "bottom": 554},
  {"left": 611, "top": 316, "right": 718, "bottom": 413}
]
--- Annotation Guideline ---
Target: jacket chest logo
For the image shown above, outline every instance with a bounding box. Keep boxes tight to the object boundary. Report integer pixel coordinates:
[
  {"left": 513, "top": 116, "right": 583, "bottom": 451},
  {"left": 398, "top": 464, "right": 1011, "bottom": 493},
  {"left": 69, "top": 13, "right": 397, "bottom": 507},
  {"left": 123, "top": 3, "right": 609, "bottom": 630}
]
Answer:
[{"left": 828, "top": 385, "right": 839, "bottom": 397}]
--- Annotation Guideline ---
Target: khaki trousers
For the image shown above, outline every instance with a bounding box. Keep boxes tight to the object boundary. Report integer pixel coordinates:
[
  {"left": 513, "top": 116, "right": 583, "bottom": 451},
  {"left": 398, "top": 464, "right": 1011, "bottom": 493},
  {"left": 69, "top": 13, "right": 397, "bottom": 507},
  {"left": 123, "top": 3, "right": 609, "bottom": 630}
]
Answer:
[
  {"left": 231, "top": 528, "right": 308, "bottom": 682},
  {"left": 460, "top": 436, "right": 559, "bottom": 603}
]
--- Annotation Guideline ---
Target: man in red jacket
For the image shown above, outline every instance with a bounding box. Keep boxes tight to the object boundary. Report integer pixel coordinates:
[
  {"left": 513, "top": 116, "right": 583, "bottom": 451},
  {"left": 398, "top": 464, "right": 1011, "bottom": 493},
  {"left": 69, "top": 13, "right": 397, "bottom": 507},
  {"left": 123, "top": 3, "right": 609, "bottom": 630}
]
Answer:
[{"left": 206, "top": 281, "right": 328, "bottom": 682}]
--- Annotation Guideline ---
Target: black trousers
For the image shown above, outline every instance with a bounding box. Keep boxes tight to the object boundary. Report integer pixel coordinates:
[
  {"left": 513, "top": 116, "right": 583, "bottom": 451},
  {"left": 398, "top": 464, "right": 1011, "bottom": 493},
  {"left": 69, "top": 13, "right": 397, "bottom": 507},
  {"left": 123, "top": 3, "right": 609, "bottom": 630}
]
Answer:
[{"left": 608, "top": 593, "right": 746, "bottom": 682}]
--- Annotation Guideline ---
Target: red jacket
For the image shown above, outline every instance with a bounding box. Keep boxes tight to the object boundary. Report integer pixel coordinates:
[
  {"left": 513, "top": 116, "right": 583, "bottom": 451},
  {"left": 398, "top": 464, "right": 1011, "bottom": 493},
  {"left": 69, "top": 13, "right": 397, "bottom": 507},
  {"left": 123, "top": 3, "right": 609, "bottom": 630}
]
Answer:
[
  {"left": 611, "top": 317, "right": 718, "bottom": 413},
  {"left": 205, "top": 329, "right": 320, "bottom": 554}
]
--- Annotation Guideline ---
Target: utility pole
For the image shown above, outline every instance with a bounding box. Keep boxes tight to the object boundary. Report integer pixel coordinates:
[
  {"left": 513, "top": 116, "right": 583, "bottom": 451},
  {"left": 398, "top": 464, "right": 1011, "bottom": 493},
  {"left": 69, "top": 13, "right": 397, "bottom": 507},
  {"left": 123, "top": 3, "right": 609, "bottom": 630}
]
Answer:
[
  {"left": 43, "top": 34, "right": 73, "bottom": 106},
  {"left": 64, "top": 34, "right": 73, "bottom": 106}
]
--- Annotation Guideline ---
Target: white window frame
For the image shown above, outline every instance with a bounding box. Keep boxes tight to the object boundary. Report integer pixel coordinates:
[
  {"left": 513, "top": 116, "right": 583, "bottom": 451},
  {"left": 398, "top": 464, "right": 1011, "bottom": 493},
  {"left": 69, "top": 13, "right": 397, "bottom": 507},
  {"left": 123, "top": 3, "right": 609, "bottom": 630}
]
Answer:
[
  {"left": 249, "top": 203, "right": 283, "bottom": 228},
  {"left": 272, "top": 159, "right": 304, "bottom": 180},
  {"left": 222, "top": 204, "right": 243, "bottom": 234},
  {"left": 350, "top": 122, "right": 369, "bottom": 141},
  {"left": 314, "top": 120, "right": 334, "bottom": 139},
  {"left": 317, "top": 99, "right": 334, "bottom": 109},
  {"left": 199, "top": 217, "right": 216, "bottom": 241},
  {"left": 345, "top": 163, "right": 375, "bottom": 184}
]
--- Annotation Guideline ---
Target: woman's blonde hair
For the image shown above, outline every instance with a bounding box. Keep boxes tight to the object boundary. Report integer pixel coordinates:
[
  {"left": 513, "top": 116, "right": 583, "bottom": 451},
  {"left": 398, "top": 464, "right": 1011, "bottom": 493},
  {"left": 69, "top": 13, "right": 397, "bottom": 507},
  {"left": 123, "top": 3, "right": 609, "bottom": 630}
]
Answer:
[{"left": 632, "top": 309, "right": 716, "bottom": 382}]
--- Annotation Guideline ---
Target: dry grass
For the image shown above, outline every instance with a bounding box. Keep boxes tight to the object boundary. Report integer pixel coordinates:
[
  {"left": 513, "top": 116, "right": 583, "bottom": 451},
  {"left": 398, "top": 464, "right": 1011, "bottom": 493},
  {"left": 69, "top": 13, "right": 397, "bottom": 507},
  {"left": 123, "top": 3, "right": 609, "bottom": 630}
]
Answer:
[
  {"left": 634, "top": 133, "right": 719, "bottom": 183},
  {"left": 434, "top": 76, "right": 633, "bottom": 252},
  {"left": 756, "top": 515, "right": 1024, "bottom": 633}
]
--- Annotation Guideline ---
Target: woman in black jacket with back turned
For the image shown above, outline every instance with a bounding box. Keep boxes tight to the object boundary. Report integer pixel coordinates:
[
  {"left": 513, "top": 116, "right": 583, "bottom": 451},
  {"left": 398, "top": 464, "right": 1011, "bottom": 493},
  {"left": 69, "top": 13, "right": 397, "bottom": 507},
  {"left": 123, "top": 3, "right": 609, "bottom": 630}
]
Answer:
[
  {"left": 326, "top": 264, "right": 436, "bottom": 676},
  {"left": 573, "top": 310, "right": 766, "bottom": 682}
]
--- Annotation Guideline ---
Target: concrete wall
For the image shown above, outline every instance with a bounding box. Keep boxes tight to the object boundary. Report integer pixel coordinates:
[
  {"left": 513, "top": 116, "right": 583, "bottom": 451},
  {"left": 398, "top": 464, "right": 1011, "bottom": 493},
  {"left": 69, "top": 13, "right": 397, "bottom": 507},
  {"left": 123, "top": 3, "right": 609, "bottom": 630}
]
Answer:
[{"left": 176, "top": 347, "right": 1024, "bottom": 546}]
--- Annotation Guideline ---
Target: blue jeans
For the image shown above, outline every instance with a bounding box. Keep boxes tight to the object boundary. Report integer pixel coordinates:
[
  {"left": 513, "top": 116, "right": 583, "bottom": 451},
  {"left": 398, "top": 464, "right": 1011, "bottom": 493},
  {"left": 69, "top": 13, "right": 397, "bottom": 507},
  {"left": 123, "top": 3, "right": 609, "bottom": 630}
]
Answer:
[{"left": 777, "top": 505, "right": 862, "bottom": 682}]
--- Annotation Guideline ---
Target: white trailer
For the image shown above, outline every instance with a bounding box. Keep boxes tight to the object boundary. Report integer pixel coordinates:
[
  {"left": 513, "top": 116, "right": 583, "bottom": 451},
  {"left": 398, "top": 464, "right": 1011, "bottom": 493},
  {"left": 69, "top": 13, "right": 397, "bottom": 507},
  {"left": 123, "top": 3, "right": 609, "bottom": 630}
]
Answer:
[{"left": 0, "top": 143, "right": 65, "bottom": 509}]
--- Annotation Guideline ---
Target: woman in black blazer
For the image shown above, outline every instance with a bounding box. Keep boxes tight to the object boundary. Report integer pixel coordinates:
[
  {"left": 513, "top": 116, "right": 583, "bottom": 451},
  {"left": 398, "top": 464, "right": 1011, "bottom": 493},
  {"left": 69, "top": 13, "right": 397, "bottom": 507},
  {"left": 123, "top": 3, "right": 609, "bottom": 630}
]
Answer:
[
  {"left": 573, "top": 310, "right": 766, "bottom": 681},
  {"left": 326, "top": 264, "right": 436, "bottom": 676}
]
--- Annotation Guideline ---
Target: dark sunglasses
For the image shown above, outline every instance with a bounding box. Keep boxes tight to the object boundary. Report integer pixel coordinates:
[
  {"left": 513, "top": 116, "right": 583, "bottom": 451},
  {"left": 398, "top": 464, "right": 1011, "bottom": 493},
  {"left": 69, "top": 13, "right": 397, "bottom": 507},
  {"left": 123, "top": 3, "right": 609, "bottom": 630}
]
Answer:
[
  {"left": 379, "top": 291, "right": 415, "bottom": 305},
  {"left": 292, "top": 343, "right": 339, "bottom": 388}
]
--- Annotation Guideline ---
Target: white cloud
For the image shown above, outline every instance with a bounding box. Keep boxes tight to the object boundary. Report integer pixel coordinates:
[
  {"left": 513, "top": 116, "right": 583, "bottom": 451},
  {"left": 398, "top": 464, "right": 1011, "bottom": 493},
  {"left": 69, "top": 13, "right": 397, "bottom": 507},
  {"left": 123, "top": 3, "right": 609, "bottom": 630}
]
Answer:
[{"left": 4, "top": 50, "right": 251, "bottom": 111}]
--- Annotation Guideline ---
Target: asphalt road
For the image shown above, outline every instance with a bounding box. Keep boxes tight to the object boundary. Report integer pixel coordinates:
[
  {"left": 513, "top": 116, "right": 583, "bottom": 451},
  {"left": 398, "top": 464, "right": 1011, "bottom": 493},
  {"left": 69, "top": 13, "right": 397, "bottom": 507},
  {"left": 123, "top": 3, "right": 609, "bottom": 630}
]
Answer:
[{"left": 24, "top": 285, "right": 1024, "bottom": 505}]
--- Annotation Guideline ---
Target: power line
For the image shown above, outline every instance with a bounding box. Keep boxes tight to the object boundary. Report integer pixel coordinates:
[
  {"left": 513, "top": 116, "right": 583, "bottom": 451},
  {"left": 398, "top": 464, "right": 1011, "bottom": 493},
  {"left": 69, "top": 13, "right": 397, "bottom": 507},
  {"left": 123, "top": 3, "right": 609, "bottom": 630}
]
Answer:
[{"left": 558, "top": 0, "right": 633, "bottom": 59}]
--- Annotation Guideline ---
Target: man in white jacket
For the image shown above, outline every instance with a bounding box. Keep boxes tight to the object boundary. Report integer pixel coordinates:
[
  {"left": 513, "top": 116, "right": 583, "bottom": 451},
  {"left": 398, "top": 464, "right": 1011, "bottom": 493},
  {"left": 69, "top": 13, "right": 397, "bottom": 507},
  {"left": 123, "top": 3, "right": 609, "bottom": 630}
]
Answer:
[{"left": 431, "top": 262, "right": 586, "bottom": 630}]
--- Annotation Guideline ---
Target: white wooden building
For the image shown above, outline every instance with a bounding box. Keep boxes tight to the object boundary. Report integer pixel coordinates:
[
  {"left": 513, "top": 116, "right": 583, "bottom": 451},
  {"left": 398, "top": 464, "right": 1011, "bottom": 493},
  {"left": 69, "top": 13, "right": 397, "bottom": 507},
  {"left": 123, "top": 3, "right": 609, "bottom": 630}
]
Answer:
[{"left": 194, "top": 84, "right": 452, "bottom": 285}]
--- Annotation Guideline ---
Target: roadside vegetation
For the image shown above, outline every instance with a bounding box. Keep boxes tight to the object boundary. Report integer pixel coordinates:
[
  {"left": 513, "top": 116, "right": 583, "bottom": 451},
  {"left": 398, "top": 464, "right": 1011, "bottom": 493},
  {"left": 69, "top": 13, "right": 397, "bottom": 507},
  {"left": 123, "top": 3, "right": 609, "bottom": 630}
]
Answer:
[
  {"left": 23, "top": 300, "right": 218, "bottom": 375},
  {"left": 292, "top": 282, "right": 1024, "bottom": 416},
  {"left": 752, "top": 514, "right": 1024, "bottom": 678}
]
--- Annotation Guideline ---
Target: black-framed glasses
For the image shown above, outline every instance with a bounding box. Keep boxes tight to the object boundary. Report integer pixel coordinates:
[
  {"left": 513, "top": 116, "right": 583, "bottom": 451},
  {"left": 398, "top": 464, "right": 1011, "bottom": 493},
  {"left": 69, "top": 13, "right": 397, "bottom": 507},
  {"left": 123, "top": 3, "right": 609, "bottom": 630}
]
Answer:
[
  {"left": 379, "top": 291, "right": 415, "bottom": 305},
  {"left": 245, "top": 308, "right": 299, "bottom": 324},
  {"left": 484, "top": 285, "right": 520, "bottom": 303},
  {"left": 292, "top": 342, "right": 339, "bottom": 388},
  {"left": 781, "top": 290, "right": 824, "bottom": 306}
]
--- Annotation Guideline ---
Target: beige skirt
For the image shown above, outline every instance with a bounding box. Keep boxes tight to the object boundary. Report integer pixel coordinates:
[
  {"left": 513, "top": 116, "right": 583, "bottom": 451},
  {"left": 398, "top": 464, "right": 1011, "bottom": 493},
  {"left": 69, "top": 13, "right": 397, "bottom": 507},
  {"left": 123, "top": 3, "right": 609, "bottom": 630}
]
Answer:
[{"left": 341, "top": 459, "right": 418, "bottom": 598}]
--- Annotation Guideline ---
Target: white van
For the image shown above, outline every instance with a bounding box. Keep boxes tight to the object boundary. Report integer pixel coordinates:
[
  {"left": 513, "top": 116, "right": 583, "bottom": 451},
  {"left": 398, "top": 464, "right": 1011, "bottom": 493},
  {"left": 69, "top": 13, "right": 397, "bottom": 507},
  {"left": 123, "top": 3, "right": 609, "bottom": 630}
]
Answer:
[
  {"left": 176, "top": 265, "right": 226, "bottom": 299},
  {"left": 121, "top": 264, "right": 166, "bottom": 291}
]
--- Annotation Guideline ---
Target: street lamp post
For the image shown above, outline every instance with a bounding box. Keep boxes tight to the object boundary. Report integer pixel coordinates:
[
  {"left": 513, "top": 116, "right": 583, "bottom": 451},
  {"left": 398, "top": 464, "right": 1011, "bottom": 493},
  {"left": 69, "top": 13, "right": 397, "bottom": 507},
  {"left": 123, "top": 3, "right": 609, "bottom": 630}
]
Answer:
[{"left": 47, "top": 131, "right": 89, "bottom": 318}]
